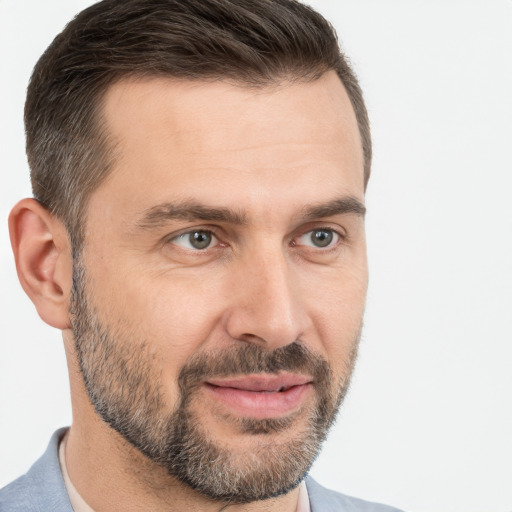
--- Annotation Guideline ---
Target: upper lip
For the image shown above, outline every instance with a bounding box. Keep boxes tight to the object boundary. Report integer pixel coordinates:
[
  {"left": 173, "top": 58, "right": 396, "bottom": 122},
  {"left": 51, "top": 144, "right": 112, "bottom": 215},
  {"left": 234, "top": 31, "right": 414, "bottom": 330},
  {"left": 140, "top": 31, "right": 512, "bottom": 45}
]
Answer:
[{"left": 205, "top": 374, "right": 313, "bottom": 392}]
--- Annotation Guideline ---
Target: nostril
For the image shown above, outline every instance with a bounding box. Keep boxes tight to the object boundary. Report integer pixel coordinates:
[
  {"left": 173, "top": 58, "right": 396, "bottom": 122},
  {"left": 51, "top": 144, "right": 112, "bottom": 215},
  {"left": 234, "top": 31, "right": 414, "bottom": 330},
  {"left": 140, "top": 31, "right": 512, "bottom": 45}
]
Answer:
[{"left": 236, "top": 333, "right": 267, "bottom": 345}]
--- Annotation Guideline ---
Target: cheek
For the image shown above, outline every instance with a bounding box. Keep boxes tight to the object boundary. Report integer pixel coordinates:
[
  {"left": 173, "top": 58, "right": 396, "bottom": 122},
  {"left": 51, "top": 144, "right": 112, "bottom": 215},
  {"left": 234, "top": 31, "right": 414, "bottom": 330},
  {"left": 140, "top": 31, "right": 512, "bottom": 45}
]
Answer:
[
  {"left": 83, "top": 263, "right": 228, "bottom": 407},
  {"left": 303, "top": 260, "right": 367, "bottom": 374},
  {"left": 89, "top": 261, "right": 225, "bottom": 353}
]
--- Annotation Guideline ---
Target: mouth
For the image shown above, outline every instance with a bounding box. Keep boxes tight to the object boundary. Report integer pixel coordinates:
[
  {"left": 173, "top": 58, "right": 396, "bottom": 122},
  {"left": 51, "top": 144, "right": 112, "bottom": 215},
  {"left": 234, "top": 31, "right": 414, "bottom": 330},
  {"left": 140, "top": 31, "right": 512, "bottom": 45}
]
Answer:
[{"left": 202, "top": 374, "right": 314, "bottom": 419}]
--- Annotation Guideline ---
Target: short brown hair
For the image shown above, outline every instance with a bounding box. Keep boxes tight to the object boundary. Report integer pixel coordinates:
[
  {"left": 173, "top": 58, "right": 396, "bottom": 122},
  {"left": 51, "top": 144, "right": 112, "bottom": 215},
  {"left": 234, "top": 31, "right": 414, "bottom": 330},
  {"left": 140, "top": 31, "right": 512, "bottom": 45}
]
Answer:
[{"left": 25, "top": 0, "right": 371, "bottom": 249}]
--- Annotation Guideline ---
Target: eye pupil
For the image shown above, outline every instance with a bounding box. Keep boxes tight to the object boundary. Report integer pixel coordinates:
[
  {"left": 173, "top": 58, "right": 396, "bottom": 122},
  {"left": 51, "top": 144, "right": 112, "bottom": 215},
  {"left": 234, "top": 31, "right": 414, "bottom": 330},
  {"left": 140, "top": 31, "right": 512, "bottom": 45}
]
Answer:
[
  {"left": 189, "top": 231, "right": 212, "bottom": 249},
  {"left": 311, "top": 230, "right": 333, "bottom": 247}
]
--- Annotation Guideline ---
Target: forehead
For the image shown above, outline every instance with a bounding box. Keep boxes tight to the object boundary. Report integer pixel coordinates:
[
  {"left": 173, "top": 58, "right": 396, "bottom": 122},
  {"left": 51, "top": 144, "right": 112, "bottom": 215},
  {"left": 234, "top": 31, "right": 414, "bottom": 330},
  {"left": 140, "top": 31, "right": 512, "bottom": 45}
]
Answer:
[{"left": 94, "top": 72, "right": 364, "bottom": 219}]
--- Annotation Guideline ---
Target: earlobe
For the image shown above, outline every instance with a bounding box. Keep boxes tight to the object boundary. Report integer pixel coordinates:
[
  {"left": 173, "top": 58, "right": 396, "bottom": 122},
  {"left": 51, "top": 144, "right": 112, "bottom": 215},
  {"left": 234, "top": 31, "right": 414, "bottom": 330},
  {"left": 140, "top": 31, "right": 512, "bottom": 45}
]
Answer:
[{"left": 9, "top": 198, "right": 73, "bottom": 330}]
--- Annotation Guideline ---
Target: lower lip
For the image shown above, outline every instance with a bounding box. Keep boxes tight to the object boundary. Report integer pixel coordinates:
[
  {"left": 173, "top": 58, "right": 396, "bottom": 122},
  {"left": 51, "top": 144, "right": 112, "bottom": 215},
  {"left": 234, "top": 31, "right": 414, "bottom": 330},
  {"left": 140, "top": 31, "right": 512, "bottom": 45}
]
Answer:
[{"left": 202, "top": 382, "right": 313, "bottom": 419}]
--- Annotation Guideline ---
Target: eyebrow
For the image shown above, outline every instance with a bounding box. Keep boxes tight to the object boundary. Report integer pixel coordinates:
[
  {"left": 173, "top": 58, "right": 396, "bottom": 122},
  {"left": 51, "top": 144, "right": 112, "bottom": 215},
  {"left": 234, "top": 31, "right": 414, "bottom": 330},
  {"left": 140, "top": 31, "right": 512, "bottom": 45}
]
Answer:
[
  {"left": 136, "top": 196, "right": 365, "bottom": 230},
  {"left": 300, "top": 196, "right": 366, "bottom": 220},
  {"left": 137, "top": 201, "right": 247, "bottom": 229}
]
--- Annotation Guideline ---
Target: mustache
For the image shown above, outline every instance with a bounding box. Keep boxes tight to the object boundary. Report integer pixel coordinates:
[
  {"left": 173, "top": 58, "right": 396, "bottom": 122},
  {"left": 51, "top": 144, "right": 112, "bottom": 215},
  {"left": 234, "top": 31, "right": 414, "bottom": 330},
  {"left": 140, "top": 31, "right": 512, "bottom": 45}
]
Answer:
[{"left": 177, "top": 342, "right": 331, "bottom": 394}]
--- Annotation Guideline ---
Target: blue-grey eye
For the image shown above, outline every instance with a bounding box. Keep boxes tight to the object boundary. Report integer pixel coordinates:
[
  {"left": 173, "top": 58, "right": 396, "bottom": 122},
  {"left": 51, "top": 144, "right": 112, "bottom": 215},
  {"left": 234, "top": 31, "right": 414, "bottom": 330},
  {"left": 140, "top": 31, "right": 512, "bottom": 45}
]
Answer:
[
  {"left": 296, "top": 229, "right": 339, "bottom": 248},
  {"left": 172, "top": 230, "right": 216, "bottom": 250},
  {"left": 311, "top": 229, "right": 333, "bottom": 247}
]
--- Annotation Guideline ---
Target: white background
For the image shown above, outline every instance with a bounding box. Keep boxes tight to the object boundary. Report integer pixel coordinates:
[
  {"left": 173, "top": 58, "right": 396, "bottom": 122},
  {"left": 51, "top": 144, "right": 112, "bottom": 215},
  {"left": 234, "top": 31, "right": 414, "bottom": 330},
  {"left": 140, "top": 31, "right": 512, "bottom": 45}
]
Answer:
[{"left": 1, "top": 1, "right": 511, "bottom": 511}]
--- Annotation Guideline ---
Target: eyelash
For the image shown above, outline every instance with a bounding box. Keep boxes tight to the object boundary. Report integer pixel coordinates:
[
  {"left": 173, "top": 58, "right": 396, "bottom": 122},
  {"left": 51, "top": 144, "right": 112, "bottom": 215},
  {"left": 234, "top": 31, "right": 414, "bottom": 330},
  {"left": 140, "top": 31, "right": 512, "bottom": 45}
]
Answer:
[
  {"left": 168, "top": 228, "right": 223, "bottom": 251},
  {"left": 166, "top": 226, "right": 346, "bottom": 252},
  {"left": 291, "top": 227, "right": 345, "bottom": 250}
]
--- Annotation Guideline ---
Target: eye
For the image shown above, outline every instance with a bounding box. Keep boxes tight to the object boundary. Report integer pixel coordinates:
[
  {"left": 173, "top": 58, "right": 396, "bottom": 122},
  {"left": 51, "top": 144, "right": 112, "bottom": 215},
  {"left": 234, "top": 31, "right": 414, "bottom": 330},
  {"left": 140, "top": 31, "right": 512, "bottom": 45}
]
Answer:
[
  {"left": 171, "top": 230, "right": 218, "bottom": 250},
  {"left": 295, "top": 228, "right": 340, "bottom": 248}
]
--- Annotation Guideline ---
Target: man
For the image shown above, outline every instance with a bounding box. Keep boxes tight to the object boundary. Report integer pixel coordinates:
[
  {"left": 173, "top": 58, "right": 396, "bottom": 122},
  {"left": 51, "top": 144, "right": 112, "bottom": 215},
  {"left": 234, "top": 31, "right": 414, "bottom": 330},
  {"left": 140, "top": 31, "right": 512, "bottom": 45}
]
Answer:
[{"left": 0, "top": 0, "right": 402, "bottom": 510}]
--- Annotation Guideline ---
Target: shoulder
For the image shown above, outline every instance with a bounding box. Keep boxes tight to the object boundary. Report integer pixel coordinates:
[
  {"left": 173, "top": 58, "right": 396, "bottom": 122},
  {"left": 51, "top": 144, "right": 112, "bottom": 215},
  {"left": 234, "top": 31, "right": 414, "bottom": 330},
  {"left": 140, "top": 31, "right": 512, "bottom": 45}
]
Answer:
[
  {"left": 305, "top": 476, "right": 405, "bottom": 512},
  {"left": 0, "top": 428, "right": 73, "bottom": 512}
]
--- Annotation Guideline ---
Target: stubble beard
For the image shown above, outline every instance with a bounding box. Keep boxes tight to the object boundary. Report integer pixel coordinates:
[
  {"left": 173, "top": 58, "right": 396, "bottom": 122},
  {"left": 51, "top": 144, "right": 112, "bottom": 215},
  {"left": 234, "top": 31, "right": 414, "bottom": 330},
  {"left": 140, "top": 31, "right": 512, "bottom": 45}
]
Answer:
[{"left": 69, "top": 258, "right": 360, "bottom": 504}]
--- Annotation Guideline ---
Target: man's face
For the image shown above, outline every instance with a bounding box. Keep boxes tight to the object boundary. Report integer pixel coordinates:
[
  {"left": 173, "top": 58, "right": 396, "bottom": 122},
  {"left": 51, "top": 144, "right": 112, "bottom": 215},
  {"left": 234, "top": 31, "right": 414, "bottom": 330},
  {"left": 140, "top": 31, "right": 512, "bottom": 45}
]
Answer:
[{"left": 71, "top": 71, "right": 367, "bottom": 502}]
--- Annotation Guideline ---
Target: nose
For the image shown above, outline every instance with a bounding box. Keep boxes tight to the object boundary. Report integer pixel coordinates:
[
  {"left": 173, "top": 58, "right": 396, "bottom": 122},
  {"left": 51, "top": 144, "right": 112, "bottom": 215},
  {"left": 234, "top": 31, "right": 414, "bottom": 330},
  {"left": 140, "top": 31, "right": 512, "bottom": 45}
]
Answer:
[{"left": 224, "top": 248, "right": 309, "bottom": 350}]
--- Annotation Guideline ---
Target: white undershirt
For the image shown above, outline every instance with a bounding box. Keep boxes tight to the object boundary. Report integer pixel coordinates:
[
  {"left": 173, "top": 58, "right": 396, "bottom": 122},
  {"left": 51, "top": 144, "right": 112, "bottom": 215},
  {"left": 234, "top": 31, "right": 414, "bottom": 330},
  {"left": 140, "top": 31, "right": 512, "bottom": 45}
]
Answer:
[
  {"left": 296, "top": 479, "right": 312, "bottom": 512},
  {"left": 58, "top": 433, "right": 311, "bottom": 512}
]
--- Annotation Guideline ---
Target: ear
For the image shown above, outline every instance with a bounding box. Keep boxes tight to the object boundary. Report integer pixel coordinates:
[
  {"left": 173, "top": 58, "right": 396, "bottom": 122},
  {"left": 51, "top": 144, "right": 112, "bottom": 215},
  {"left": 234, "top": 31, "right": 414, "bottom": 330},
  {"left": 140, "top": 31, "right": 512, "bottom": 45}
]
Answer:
[{"left": 9, "top": 198, "right": 73, "bottom": 330}]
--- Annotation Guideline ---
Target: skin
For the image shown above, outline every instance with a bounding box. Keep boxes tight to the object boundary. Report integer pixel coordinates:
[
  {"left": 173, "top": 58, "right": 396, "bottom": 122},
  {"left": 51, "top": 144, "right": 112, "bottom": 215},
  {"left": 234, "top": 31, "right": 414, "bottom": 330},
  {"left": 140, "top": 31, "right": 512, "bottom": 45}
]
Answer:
[{"left": 9, "top": 70, "right": 367, "bottom": 511}]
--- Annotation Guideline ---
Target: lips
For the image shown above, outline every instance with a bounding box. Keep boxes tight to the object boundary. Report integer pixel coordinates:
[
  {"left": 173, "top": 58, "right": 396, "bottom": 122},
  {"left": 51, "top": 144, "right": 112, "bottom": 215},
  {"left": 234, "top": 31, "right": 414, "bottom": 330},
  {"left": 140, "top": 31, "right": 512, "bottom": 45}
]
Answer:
[{"left": 203, "top": 374, "right": 313, "bottom": 419}]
